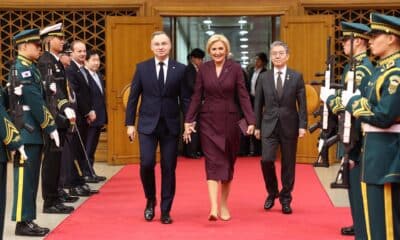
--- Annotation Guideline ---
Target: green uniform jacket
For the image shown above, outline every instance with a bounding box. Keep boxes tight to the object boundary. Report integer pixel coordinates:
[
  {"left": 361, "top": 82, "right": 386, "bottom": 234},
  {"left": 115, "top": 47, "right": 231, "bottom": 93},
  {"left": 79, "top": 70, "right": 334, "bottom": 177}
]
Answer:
[
  {"left": 346, "top": 52, "right": 400, "bottom": 184},
  {"left": 327, "top": 53, "right": 374, "bottom": 161},
  {"left": 0, "top": 89, "right": 22, "bottom": 162},
  {"left": 10, "top": 55, "right": 56, "bottom": 144}
]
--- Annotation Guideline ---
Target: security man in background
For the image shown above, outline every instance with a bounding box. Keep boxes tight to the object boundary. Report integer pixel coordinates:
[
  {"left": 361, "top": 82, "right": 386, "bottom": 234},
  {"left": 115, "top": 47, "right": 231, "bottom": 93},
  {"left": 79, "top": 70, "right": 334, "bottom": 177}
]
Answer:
[
  {"left": 343, "top": 13, "right": 400, "bottom": 240},
  {"left": 322, "top": 22, "right": 373, "bottom": 239},
  {"left": 38, "top": 23, "right": 78, "bottom": 214},
  {"left": 10, "top": 29, "right": 59, "bottom": 237}
]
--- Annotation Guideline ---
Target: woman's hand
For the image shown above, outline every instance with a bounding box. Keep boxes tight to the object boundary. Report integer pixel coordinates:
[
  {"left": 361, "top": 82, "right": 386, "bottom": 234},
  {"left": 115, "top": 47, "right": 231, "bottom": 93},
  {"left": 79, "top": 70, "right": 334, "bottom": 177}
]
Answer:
[
  {"left": 247, "top": 124, "right": 255, "bottom": 135},
  {"left": 183, "top": 122, "right": 196, "bottom": 143}
]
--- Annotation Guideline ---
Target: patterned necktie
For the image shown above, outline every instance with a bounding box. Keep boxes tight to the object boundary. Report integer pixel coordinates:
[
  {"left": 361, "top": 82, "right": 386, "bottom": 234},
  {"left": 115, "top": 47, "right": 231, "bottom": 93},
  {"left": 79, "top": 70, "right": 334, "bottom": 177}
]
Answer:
[
  {"left": 276, "top": 71, "right": 283, "bottom": 98},
  {"left": 80, "top": 66, "right": 89, "bottom": 84},
  {"left": 158, "top": 62, "right": 164, "bottom": 90}
]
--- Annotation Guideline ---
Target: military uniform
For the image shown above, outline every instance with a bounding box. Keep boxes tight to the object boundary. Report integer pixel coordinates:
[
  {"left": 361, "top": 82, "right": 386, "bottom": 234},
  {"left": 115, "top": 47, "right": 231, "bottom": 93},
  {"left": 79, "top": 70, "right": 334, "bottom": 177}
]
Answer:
[
  {"left": 326, "top": 22, "right": 374, "bottom": 239},
  {"left": 345, "top": 13, "right": 400, "bottom": 240},
  {"left": 38, "top": 23, "right": 76, "bottom": 213},
  {"left": 0, "top": 89, "right": 23, "bottom": 240},
  {"left": 10, "top": 29, "right": 57, "bottom": 237}
]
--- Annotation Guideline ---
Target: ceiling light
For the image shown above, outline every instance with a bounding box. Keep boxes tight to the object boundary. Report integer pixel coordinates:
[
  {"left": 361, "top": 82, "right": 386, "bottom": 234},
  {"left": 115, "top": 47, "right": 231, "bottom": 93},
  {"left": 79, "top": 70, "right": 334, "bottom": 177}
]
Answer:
[
  {"left": 241, "top": 51, "right": 249, "bottom": 54},
  {"left": 240, "top": 37, "right": 248, "bottom": 42},
  {"left": 240, "top": 44, "right": 248, "bottom": 49},
  {"left": 205, "top": 30, "right": 215, "bottom": 36},
  {"left": 203, "top": 19, "right": 212, "bottom": 25},
  {"left": 239, "top": 30, "right": 248, "bottom": 35},
  {"left": 241, "top": 56, "right": 249, "bottom": 60},
  {"left": 238, "top": 19, "right": 247, "bottom": 24}
]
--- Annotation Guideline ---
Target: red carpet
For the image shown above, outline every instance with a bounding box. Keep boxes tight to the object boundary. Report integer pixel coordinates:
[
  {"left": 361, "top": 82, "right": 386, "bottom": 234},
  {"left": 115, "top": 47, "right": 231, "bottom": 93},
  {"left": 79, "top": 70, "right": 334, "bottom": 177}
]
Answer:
[{"left": 46, "top": 157, "right": 351, "bottom": 240}]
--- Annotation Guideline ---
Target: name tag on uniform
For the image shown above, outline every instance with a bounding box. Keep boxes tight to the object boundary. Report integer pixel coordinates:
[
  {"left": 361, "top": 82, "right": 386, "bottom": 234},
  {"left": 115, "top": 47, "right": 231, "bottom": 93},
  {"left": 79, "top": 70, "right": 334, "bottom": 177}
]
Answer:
[{"left": 21, "top": 71, "right": 32, "bottom": 78}]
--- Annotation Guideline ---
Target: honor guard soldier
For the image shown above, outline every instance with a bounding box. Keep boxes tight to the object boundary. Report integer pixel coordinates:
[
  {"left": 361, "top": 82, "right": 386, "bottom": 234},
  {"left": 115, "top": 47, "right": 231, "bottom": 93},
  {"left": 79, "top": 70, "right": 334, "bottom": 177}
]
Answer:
[
  {"left": 38, "top": 23, "right": 78, "bottom": 214},
  {"left": 322, "top": 22, "right": 374, "bottom": 239},
  {"left": 342, "top": 13, "right": 400, "bottom": 240},
  {"left": 0, "top": 89, "right": 27, "bottom": 240},
  {"left": 10, "top": 28, "right": 60, "bottom": 237}
]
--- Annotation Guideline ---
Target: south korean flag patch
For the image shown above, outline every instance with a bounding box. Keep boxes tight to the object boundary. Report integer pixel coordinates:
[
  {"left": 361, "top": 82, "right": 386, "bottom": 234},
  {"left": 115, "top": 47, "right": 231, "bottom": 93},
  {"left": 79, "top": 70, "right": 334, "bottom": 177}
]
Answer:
[{"left": 21, "top": 71, "right": 32, "bottom": 78}]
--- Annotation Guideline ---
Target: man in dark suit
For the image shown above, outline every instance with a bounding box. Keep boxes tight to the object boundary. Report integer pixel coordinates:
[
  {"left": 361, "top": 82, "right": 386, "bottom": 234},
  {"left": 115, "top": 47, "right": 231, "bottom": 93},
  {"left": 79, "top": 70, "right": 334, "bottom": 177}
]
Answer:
[
  {"left": 84, "top": 50, "right": 107, "bottom": 181},
  {"left": 254, "top": 41, "right": 307, "bottom": 214},
  {"left": 183, "top": 48, "right": 204, "bottom": 159},
  {"left": 246, "top": 52, "right": 268, "bottom": 156},
  {"left": 125, "top": 31, "right": 190, "bottom": 224},
  {"left": 65, "top": 40, "right": 99, "bottom": 195}
]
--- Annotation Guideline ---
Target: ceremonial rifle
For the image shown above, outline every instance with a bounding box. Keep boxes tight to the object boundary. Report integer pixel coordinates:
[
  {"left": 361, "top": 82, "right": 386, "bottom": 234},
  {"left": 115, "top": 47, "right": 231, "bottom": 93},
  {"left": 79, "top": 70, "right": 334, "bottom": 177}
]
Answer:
[
  {"left": 331, "top": 34, "right": 357, "bottom": 189},
  {"left": 309, "top": 36, "right": 341, "bottom": 167}
]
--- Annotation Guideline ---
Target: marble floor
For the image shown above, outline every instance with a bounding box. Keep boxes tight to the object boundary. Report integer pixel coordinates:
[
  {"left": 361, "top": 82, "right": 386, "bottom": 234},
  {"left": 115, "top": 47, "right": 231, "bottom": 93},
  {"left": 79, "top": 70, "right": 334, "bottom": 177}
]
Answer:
[{"left": 2, "top": 160, "right": 348, "bottom": 240}]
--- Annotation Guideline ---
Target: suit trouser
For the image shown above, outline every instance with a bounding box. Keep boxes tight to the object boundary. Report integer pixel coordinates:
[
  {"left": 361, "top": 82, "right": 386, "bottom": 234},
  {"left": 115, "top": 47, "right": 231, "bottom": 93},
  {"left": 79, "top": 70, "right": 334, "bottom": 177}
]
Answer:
[
  {"left": 138, "top": 118, "right": 178, "bottom": 214},
  {"left": 42, "top": 129, "right": 66, "bottom": 206},
  {"left": 348, "top": 164, "right": 367, "bottom": 240},
  {"left": 12, "top": 145, "right": 42, "bottom": 221},
  {"left": 361, "top": 182, "right": 400, "bottom": 240},
  {"left": 85, "top": 126, "right": 102, "bottom": 175},
  {"left": 60, "top": 131, "right": 85, "bottom": 188},
  {"left": 260, "top": 122, "right": 297, "bottom": 204},
  {"left": 0, "top": 162, "right": 6, "bottom": 240}
]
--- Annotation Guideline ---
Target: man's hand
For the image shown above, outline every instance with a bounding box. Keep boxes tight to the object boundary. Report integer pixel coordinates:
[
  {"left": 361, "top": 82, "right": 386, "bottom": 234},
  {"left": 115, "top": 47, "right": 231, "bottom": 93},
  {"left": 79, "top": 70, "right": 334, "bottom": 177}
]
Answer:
[
  {"left": 87, "top": 110, "right": 96, "bottom": 123},
  {"left": 320, "top": 86, "right": 335, "bottom": 103},
  {"left": 298, "top": 128, "right": 306, "bottom": 138},
  {"left": 247, "top": 125, "right": 255, "bottom": 135},
  {"left": 342, "top": 89, "right": 361, "bottom": 107},
  {"left": 49, "top": 82, "right": 57, "bottom": 94},
  {"left": 50, "top": 130, "right": 60, "bottom": 147},
  {"left": 64, "top": 107, "right": 76, "bottom": 123},
  {"left": 254, "top": 129, "right": 261, "bottom": 140},
  {"left": 6, "top": 83, "right": 23, "bottom": 96},
  {"left": 127, "top": 125, "right": 136, "bottom": 143},
  {"left": 17, "top": 145, "right": 28, "bottom": 161}
]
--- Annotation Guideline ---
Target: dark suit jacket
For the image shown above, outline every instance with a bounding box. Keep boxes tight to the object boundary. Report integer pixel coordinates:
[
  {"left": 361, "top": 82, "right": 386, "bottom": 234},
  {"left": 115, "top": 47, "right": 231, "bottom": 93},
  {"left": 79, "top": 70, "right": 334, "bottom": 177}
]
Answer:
[
  {"left": 185, "top": 59, "right": 256, "bottom": 151},
  {"left": 184, "top": 63, "right": 197, "bottom": 94},
  {"left": 125, "top": 58, "right": 190, "bottom": 135},
  {"left": 254, "top": 68, "right": 307, "bottom": 139},
  {"left": 86, "top": 70, "right": 107, "bottom": 127},
  {"left": 65, "top": 60, "right": 93, "bottom": 124}
]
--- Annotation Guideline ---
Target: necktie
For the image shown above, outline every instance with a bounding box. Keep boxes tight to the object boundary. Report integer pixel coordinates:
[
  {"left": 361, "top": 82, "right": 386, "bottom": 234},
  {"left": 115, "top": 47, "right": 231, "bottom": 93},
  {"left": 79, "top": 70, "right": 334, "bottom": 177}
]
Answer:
[
  {"left": 93, "top": 72, "right": 103, "bottom": 94},
  {"left": 80, "top": 66, "right": 89, "bottom": 84},
  {"left": 158, "top": 62, "right": 164, "bottom": 90},
  {"left": 276, "top": 71, "right": 283, "bottom": 98}
]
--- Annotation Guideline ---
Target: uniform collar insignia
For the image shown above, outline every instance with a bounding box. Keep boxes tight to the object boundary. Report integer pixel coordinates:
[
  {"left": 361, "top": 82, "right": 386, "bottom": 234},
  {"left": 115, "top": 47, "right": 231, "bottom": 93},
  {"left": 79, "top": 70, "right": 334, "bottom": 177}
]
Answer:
[
  {"left": 17, "top": 54, "right": 32, "bottom": 66},
  {"left": 354, "top": 52, "right": 367, "bottom": 62},
  {"left": 377, "top": 51, "right": 400, "bottom": 69}
]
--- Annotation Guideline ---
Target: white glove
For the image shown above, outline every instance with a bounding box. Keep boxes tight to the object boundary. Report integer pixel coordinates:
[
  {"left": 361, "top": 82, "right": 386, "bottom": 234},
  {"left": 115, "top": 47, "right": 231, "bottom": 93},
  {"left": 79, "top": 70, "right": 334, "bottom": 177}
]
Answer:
[
  {"left": 49, "top": 82, "right": 57, "bottom": 94},
  {"left": 6, "top": 83, "right": 23, "bottom": 96},
  {"left": 49, "top": 130, "right": 60, "bottom": 147},
  {"left": 64, "top": 107, "right": 76, "bottom": 120},
  {"left": 320, "top": 86, "right": 335, "bottom": 102},
  {"left": 342, "top": 89, "right": 361, "bottom": 107},
  {"left": 17, "top": 145, "right": 28, "bottom": 161}
]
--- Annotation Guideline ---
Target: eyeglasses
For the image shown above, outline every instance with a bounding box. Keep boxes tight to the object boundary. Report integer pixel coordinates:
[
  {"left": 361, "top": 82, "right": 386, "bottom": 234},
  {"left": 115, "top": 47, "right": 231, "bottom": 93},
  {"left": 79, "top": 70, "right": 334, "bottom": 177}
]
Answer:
[{"left": 271, "top": 51, "right": 286, "bottom": 57}]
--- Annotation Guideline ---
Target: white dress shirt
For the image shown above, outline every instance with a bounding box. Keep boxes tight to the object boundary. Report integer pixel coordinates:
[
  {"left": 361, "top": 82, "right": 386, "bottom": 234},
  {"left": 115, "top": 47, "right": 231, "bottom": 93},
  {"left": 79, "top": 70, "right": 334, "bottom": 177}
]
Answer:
[
  {"left": 250, "top": 68, "right": 262, "bottom": 96},
  {"left": 88, "top": 69, "right": 103, "bottom": 94},
  {"left": 155, "top": 57, "right": 168, "bottom": 84}
]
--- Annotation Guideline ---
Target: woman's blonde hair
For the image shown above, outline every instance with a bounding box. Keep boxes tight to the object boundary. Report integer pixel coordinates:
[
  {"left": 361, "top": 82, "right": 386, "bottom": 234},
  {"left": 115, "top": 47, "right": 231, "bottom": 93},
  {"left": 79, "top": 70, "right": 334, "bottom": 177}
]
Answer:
[{"left": 206, "top": 34, "right": 231, "bottom": 56}]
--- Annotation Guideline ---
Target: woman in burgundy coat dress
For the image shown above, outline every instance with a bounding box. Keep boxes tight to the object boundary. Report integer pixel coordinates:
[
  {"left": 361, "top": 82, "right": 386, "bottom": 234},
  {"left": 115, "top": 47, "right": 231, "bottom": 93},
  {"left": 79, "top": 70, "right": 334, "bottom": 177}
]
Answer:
[{"left": 183, "top": 34, "right": 255, "bottom": 221}]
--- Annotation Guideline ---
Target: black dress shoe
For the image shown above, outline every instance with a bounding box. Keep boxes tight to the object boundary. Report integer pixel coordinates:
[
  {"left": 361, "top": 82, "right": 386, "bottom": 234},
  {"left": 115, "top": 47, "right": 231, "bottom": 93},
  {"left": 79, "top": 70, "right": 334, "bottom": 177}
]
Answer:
[
  {"left": 43, "top": 203, "right": 74, "bottom": 214},
  {"left": 15, "top": 221, "right": 50, "bottom": 236},
  {"left": 69, "top": 186, "right": 91, "bottom": 197},
  {"left": 144, "top": 200, "right": 156, "bottom": 221},
  {"left": 186, "top": 153, "right": 200, "bottom": 159},
  {"left": 264, "top": 196, "right": 277, "bottom": 210},
  {"left": 84, "top": 176, "right": 100, "bottom": 183},
  {"left": 81, "top": 184, "right": 100, "bottom": 194},
  {"left": 161, "top": 213, "right": 173, "bottom": 224},
  {"left": 59, "top": 188, "right": 79, "bottom": 203},
  {"left": 341, "top": 225, "right": 355, "bottom": 236},
  {"left": 282, "top": 204, "right": 292, "bottom": 214},
  {"left": 94, "top": 175, "right": 107, "bottom": 182}
]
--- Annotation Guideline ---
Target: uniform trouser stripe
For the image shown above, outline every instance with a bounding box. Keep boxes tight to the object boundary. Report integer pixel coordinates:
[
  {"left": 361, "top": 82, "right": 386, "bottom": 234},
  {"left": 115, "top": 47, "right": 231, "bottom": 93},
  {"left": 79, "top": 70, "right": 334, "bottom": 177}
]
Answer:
[
  {"left": 74, "top": 160, "right": 83, "bottom": 176},
  {"left": 361, "top": 182, "right": 372, "bottom": 240},
  {"left": 384, "top": 184, "right": 394, "bottom": 240},
  {"left": 16, "top": 167, "right": 24, "bottom": 222}
]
